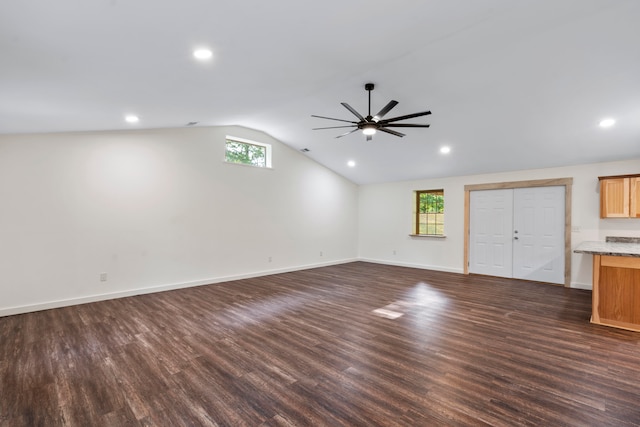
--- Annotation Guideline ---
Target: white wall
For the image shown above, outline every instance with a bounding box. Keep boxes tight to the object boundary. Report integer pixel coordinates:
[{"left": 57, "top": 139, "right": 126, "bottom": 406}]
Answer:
[
  {"left": 0, "top": 126, "right": 358, "bottom": 315},
  {"left": 358, "top": 158, "right": 640, "bottom": 289},
  {"left": 2, "top": 125, "right": 638, "bottom": 316}
]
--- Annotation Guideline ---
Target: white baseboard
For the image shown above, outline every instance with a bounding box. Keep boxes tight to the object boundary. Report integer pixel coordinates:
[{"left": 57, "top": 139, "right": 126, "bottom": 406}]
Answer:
[
  {"left": 1, "top": 258, "right": 589, "bottom": 317},
  {"left": 357, "top": 257, "right": 465, "bottom": 274},
  {"left": 569, "top": 281, "right": 592, "bottom": 290},
  {"left": 358, "top": 258, "right": 594, "bottom": 291},
  {"left": 0, "top": 258, "right": 358, "bottom": 317}
]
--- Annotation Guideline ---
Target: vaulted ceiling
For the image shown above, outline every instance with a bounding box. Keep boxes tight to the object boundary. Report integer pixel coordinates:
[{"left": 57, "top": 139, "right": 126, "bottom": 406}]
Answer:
[{"left": 2, "top": 0, "right": 639, "bottom": 184}]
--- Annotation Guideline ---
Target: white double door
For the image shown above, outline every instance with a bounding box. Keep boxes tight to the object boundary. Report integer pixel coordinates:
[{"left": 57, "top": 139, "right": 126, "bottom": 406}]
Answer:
[{"left": 469, "top": 186, "right": 565, "bottom": 285}]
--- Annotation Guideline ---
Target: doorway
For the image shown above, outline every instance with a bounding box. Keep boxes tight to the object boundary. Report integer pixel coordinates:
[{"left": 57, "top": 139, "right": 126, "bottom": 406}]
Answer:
[{"left": 464, "top": 178, "right": 572, "bottom": 286}]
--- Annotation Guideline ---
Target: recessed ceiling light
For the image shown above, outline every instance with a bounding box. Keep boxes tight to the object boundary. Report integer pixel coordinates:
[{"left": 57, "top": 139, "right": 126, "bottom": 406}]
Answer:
[
  {"left": 347, "top": 160, "right": 356, "bottom": 167},
  {"left": 599, "top": 118, "right": 615, "bottom": 128},
  {"left": 125, "top": 115, "right": 139, "bottom": 123},
  {"left": 193, "top": 48, "right": 213, "bottom": 60},
  {"left": 440, "top": 146, "right": 451, "bottom": 154}
]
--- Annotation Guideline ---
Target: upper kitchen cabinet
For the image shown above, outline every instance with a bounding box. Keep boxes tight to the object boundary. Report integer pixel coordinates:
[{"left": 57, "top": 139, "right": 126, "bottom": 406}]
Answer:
[
  {"left": 599, "top": 175, "right": 640, "bottom": 218},
  {"left": 631, "top": 177, "right": 640, "bottom": 218}
]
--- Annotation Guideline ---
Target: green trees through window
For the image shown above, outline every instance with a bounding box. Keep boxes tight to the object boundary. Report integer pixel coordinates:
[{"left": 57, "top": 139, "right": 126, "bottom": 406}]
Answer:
[
  {"left": 225, "top": 138, "right": 270, "bottom": 167},
  {"left": 416, "top": 189, "right": 444, "bottom": 235}
]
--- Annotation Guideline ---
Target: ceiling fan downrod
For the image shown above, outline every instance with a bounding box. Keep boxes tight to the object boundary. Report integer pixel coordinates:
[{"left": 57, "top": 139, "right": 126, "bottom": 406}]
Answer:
[{"left": 365, "top": 83, "right": 374, "bottom": 120}]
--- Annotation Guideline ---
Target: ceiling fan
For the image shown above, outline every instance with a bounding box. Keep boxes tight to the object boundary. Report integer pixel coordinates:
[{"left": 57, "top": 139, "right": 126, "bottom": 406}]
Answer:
[{"left": 312, "top": 83, "right": 431, "bottom": 141}]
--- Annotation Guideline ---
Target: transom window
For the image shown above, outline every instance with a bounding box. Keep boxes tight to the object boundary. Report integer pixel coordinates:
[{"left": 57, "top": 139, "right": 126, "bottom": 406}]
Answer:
[
  {"left": 415, "top": 189, "right": 444, "bottom": 235},
  {"left": 225, "top": 136, "right": 272, "bottom": 168}
]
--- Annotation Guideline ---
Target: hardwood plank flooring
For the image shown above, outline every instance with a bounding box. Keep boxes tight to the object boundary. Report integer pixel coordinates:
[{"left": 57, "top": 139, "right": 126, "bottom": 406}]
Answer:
[{"left": 1, "top": 262, "right": 640, "bottom": 426}]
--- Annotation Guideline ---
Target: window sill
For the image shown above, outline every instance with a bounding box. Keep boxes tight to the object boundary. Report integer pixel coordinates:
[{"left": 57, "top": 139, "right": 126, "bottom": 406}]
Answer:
[
  {"left": 409, "top": 234, "right": 446, "bottom": 238},
  {"left": 223, "top": 161, "right": 273, "bottom": 170}
]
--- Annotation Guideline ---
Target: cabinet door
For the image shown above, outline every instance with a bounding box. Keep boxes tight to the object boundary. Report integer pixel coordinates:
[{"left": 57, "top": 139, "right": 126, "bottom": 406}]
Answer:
[
  {"left": 598, "top": 266, "right": 637, "bottom": 323},
  {"left": 597, "top": 256, "right": 640, "bottom": 328},
  {"left": 600, "top": 178, "right": 629, "bottom": 218},
  {"left": 631, "top": 177, "right": 640, "bottom": 218}
]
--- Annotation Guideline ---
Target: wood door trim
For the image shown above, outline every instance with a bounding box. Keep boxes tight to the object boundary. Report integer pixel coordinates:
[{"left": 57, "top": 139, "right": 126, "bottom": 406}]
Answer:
[
  {"left": 598, "top": 173, "right": 640, "bottom": 180},
  {"left": 463, "top": 177, "right": 573, "bottom": 287},
  {"left": 464, "top": 178, "right": 573, "bottom": 192}
]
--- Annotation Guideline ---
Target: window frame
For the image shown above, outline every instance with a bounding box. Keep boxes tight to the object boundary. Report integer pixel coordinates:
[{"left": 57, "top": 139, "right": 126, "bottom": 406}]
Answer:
[
  {"left": 224, "top": 136, "right": 272, "bottom": 168},
  {"left": 413, "top": 189, "right": 445, "bottom": 237}
]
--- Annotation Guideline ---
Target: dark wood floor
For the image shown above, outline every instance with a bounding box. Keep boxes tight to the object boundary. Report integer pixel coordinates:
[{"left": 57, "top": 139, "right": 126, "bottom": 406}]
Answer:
[{"left": 2, "top": 262, "right": 640, "bottom": 426}]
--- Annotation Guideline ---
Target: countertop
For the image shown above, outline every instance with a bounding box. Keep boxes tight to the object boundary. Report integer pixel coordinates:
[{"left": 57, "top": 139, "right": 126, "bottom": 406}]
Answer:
[{"left": 574, "top": 238, "right": 640, "bottom": 258}]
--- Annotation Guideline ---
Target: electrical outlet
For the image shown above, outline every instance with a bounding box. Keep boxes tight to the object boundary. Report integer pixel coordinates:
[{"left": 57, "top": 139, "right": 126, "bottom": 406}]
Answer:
[
  {"left": 393, "top": 250, "right": 397, "bottom": 255},
  {"left": 320, "top": 251, "right": 323, "bottom": 257},
  {"left": 99, "top": 272, "right": 108, "bottom": 282},
  {"left": 268, "top": 256, "right": 272, "bottom": 263}
]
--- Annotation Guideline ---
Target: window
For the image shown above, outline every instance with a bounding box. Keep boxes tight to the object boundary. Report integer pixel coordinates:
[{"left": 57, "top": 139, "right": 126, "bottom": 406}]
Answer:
[
  {"left": 415, "top": 189, "right": 444, "bottom": 235},
  {"left": 225, "top": 136, "right": 272, "bottom": 168}
]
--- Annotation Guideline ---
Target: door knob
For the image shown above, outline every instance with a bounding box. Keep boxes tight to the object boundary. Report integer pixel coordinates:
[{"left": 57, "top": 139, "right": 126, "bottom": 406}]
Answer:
[{"left": 514, "top": 236, "right": 519, "bottom": 240}]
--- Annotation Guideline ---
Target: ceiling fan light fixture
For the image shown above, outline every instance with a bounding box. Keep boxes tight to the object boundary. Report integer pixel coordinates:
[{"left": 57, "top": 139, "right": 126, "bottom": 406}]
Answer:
[{"left": 362, "top": 125, "right": 377, "bottom": 136}]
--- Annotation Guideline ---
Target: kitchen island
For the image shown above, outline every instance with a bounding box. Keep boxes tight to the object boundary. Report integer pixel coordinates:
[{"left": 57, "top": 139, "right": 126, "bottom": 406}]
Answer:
[{"left": 574, "top": 237, "right": 640, "bottom": 332}]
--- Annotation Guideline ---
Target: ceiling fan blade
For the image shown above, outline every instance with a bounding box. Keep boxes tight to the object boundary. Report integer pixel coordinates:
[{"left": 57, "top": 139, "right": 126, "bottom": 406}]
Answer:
[
  {"left": 311, "top": 115, "right": 357, "bottom": 124},
  {"left": 373, "top": 100, "right": 398, "bottom": 121},
  {"left": 366, "top": 135, "right": 373, "bottom": 142},
  {"left": 381, "top": 110, "right": 431, "bottom": 124},
  {"left": 383, "top": 123, "right": 430, "bottom": 128},
  {"left": 335, "top": 128, "right": 360, "bottom": 139},
  {"left": 341, "top": 103, "right": 365, "bottom": 121},
  {"left": 378, "top": 128, "right": 405, "bottom": 138},
  {"left": 313, "top": 125, "right": 357, "bottom": 130}
]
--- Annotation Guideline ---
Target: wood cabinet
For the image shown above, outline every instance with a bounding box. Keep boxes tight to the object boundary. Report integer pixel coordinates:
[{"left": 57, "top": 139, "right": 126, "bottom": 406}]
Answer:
[
  {"left": 631, "top": 177, "right": 640, "bottom": 218},
  {"left": 599, "top": 175, "right": 640, "bottom": 218},
  {"left": 592, "top": 255, "right": 640, "bottom": 331}
]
